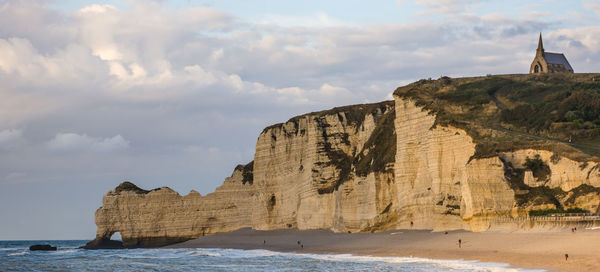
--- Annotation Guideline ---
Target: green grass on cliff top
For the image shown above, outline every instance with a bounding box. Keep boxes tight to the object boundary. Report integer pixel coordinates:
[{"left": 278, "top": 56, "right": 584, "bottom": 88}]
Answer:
[
  {"left": 394, "top": 73, "right": 600, "bottom": 161},
  {"left": 262, "top": 101, "right": 394, "bottom": 134}
]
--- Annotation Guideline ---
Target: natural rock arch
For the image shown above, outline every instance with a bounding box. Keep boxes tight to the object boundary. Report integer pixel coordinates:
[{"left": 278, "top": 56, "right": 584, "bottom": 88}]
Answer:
[{"left": 109, "top": 231, "right": 122, "bottom": 241}]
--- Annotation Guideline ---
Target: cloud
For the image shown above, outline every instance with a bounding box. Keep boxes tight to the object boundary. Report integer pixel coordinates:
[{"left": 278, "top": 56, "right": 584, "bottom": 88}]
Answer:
[
  {"left": 412, "top": 0, "right": 485, "bottom": 14},
  {"left": 175, "top": 7, "right": 235, "bottom": 30},
  {"left": 257, "top": 12, "right": 348, "bottom": 28},
  {"left": 0, "top": 37, "right": 110, "bottom": 88},
  {"left": 78, "top": 4, "right": 118, "bottom": 14},
  {"left": 46, "top": 133, "right": 129, "bottom": 153},
  {"left": 583, "top": 0, "right": 600, "bottom": 16},
  {"left": 0, "top": 129, "right": 23, "bottom": 149}
]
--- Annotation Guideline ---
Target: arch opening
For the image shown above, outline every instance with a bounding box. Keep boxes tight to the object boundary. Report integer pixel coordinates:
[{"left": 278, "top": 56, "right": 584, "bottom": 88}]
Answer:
[{"left": 109, "top": 231, "right": 123, "bottom": 241}]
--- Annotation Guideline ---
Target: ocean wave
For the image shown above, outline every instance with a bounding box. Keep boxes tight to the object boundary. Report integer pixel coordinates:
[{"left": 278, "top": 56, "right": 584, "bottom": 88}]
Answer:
[
  {"left": 111, "top": 249, "right": 188, "bottom": 260},
  {"left": 0, "top": 248, "right": 26, "bottom": 251},
  {"left": 53, "top": 249, "right": 78, "bottom": 255},
  {"left": 287, "top": 252, "right": 544, "bottom": 272},
  {"left": 309, "top": 253, "right": 545, "bottom": 272},
  {"left": 188, "top": 249, "right": 223, "bottom": 257},
  {"left": 194, "top": 248, "right": 545, "bottom": 272},
  {"left": 0, "top": 246, "right": 547, "bottom": 271},
  {"left": 6, "top": 251, "right": 29, "bottom": 257}
]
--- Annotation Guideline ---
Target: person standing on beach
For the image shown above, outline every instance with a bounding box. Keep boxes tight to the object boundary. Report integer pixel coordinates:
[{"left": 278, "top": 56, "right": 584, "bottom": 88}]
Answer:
[
  {"left": 458, "top": 239, "right": 462, "bottom": 248},
  {"left": 565, "top": 253, "right": 569, "bottom": 261}
]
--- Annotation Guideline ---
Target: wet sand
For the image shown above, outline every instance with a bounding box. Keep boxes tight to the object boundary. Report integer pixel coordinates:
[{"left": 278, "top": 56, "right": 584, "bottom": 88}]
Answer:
[{"left": 166, "top": 228, "right": 600, "bottom": 271}]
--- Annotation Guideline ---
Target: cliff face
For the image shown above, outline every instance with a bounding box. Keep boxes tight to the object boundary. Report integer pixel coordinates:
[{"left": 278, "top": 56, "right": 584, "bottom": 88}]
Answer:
[
  {"left": 251, "top": 102, "right": 396, "bottom": 232},
  {"left": 89, "top": 166, "right": 254, "bottom": 248},
  {"left": 87, "top": 74, "right": 600, "bottom": 248},
  {"left": 391, "top": 98, "right": 533, "bottom": 232},
  {"left": 387, "top": 74, "right": 600, "bottom": 232},
  {"left": 87, "top": 101, "right": 397, "bottom": 248}
]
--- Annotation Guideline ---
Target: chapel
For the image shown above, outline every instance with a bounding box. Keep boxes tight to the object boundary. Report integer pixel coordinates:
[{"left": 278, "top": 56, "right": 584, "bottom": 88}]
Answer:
[{"left": 530, "top": 33, "right": 574, "bottom": 74}]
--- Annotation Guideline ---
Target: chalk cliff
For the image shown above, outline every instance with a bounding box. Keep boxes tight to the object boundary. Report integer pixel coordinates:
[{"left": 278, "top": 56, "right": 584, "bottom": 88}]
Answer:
[
  {"left": 86, "top": 74, "right": 600, "bottom": 248},
  {"left": 86, "top": 101, "right": 398, "bottom": 248}
]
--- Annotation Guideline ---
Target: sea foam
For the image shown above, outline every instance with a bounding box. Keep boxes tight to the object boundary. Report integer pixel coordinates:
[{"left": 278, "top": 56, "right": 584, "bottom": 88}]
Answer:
[
  {"left": 0, "top": 240, "right": 547, "bottom": 272},
  {"left": 191, "top": 248, "right": 546, "bottom": 272}
]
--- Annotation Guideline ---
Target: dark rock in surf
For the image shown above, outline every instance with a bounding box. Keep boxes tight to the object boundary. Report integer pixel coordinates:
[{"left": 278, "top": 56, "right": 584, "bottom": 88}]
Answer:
[
  {"left": 29, "top": 244, "right": 57, "bottom": 251},
  {"left": 81, "top": 237, "right": 124, "bottom": 250}
]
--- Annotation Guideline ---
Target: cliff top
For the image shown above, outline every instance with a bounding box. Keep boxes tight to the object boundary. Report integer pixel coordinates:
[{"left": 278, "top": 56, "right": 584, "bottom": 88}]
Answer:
[
  {"left": 394, "top": 73, "right": 600, "bottom": 161},
  {"left": 113, "top": 181, "right": 150, "bottom": 194},
  {"left": 262, "top": 100, "right": 394, "bottom": 134}
]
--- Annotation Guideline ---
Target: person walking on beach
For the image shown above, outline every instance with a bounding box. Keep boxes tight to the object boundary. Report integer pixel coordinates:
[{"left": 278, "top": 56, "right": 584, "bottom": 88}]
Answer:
[
  {"left": 458, "top": 239, "right": 462, "bottom": 248},
  {"left": 565, "top": 253, "right": 569, "bottom": 261}
]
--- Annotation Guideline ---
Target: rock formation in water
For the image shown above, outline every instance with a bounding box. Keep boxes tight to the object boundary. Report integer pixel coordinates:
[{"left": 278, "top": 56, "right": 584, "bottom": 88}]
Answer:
[
  {"left": 86, "top": 74, "right": 600, "bottom": 248},
  {"left": 29, "top": 244, "right": 57, "bottom": 251}
]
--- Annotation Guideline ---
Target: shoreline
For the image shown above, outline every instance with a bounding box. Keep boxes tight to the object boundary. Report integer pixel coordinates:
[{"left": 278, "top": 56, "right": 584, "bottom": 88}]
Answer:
[{"left": 166, "top": 228, "right": 600, "bottom": 272}]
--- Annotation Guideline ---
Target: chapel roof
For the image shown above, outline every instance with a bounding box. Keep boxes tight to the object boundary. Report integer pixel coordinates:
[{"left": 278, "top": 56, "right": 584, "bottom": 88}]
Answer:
[{"left": 543, "top": 52, "right": 573, "bottom": 71}]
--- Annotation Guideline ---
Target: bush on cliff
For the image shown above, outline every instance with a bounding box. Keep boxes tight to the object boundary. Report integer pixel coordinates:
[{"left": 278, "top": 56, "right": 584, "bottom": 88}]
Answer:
[
  {"left": 529, "top": 207, "right": 589, "bottom": 216},
  {"left": 522, "top": 154, "right": 551, "bottom": 181}
]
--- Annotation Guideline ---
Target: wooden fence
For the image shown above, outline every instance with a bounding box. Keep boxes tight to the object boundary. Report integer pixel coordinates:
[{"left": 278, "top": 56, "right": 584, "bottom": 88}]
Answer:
[{"left": 493, "top": 213, "right": 600, "bottom": 223}]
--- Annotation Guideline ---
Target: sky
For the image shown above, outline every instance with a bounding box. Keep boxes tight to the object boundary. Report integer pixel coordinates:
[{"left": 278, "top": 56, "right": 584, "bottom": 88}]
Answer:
[{"left": 0, "top": 0, "right": 599, "bottom": 240}]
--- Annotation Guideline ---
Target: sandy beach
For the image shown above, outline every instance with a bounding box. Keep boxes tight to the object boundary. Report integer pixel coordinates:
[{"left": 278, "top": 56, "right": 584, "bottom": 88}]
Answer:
[{"left": 166, "top": 228, "right": 600, "bottom": 271}]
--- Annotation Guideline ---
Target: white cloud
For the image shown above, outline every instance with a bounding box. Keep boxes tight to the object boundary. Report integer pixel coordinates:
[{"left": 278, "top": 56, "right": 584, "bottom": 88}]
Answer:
[
  {"left": 0, "top": 37, "right": 109, "bottom": 87},
  {"left": 0, "top": 129, "right": 23, "bottom": 149},
  {"left": 76, "top": 5, "right": 122, "bottom": 61},
  {"left": 412, "top": 0, "right": 485, "bottom": 14},
  {"left": 79, "top": 4, "right": 118, "bottom": 14},
  {"left": 175, "top": 7, "right": 234, "bottom": 30},
  {"left": 274, "top": 83, "right": 357, "bottom": 105},
  {"left": 46, "top": 133, "right": 129, "bottom": 153},
  {"left": 583, "top": 0, "right": 600, "bottom": 16},
  {"left": 183, "top": 65, "right": 217, "bottom": 85},
  {"left": 257, "top": 12, "right": 348, "bottom": 28}
]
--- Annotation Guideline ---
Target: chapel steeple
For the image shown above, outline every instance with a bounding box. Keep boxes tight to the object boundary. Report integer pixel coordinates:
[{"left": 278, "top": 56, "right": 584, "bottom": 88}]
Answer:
[{"left": 537, "top": 32, "right": 544, "bottom": 53}]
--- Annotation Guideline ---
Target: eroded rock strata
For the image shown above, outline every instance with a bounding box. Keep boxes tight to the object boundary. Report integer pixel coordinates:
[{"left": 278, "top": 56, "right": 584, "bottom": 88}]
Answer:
[
  {"left": 87, "top": 75, "right": 600, "bottom": 248},
  {"left": 87, "top": 101, "right": 398, "bottom": 248}
]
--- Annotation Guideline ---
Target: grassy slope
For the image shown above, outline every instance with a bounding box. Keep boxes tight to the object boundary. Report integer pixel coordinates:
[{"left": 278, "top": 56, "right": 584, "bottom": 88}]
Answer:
[{"left": 394, "top": 73, "right": 600, "bottom": 162}]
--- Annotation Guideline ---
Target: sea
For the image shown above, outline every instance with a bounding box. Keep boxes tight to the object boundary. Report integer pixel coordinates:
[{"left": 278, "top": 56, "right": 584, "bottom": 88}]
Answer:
[{"left": 0, "top": 240, "right": 544, "bottom": 272}]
